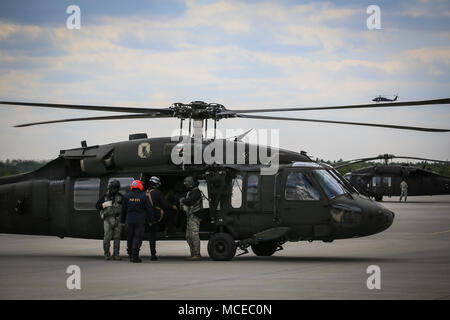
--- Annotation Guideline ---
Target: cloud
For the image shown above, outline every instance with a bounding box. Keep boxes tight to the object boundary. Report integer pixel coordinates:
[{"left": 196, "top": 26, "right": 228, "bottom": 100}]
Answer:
[{"left": 0, "top": 0, "right": 449, "bottom": 161}]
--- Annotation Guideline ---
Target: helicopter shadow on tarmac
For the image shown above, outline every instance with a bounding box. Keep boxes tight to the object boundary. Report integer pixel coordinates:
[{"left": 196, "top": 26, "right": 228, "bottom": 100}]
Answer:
[{"left": 0, "top": 253, "right": 404, "bottom": 264}]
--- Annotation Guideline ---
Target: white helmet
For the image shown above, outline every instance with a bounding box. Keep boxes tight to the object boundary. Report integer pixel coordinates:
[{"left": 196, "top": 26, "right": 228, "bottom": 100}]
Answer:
[{"left": 149, "top": 176, "right": 161, "bottom": 188}]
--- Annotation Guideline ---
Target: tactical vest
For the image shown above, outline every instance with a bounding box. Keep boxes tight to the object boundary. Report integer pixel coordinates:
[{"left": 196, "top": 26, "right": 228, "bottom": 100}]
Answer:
[
  {"left": 186, "top": 187, "right": 203, "bottom": 215},
  {"left": 100, "top": 194, "right": 122, "bottom": 219}
]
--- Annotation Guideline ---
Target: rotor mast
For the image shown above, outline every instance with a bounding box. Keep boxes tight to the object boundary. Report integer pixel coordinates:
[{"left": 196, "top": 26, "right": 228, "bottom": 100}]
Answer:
[{"left": 171, "top": 101, "right": 228, "bottom": 140}]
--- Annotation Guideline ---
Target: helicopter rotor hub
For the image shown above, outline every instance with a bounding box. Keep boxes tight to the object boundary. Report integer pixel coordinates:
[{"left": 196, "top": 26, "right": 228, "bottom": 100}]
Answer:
[{"left": 170, "top": 101, "right": 229, "bottom": 120}]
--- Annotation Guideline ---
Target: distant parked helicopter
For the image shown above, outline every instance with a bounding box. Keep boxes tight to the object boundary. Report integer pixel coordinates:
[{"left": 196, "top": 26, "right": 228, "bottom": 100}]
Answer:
[
  {"left": 372, "top": 95, "right": 398, "bottom": 103},
  {"left": 336, "top": 154, "right": 450, "bottom": 201}
]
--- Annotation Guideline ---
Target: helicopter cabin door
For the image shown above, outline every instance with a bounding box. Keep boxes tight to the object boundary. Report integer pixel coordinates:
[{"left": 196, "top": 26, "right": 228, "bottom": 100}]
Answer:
[{"left": 279, "top": 168, "right": 330, "bottom": 240}]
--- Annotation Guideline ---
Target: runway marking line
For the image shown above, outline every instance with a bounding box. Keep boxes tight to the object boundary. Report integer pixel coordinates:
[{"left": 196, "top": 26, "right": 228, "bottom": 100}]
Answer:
[{"left": 431, "top": 229, "right": 450, "bottom": 235}]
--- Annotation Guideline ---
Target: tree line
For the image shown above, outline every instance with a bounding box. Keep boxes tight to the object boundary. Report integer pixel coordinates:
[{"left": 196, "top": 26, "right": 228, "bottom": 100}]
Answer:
[
  {"left": 0, "top": 159, "right": 48, "bottom": 177},
  {"left": 0, "top": 159, "right": 449, "bottom": 177}
]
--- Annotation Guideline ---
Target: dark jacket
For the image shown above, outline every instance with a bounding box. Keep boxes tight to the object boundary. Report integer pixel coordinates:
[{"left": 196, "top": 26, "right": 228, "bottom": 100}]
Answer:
[
  {"left": 147, "top": 189, "right": 172, "bottom": 211},
  {"left": 121, "top": 189, "right": 156, "bottom": 225},
  {"left": 181, "top": 187, "right": 202, "bottom": 206}
]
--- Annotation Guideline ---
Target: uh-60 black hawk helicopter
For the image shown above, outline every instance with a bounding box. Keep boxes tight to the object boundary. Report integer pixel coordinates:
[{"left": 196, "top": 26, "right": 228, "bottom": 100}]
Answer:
[
  {"left": 0, "top": 98, "right": 449, "bottom": 260},
  {"left": 336, "top": 154, "right": 450, "bottom": 202},
  {"left": 372, "top": 95, "right": 398, "bottom": 103}
]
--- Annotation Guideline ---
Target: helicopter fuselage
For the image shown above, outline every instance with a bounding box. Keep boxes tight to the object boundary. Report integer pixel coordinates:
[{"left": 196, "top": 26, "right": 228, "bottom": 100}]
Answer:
[
  {"left": 0, "top": 136, "right": 394, "bottom": 258},
  {"left": 344, "top": 165, "right": 450, "bottom": 200}
]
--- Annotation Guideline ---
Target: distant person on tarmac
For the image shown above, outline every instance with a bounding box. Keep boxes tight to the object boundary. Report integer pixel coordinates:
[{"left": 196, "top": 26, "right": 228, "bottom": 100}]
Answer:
[{"left": 399, "top": 180, "right": 408, "bottom": 202}]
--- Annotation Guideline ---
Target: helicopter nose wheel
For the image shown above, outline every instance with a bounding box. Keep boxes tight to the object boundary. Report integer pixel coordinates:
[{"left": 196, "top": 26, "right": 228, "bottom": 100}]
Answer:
[{"left": 207, "top": 232, "right": 237, "bottom": 261}]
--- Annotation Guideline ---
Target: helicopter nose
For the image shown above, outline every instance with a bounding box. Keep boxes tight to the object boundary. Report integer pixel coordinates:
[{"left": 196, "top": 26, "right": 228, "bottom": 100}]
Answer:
[
  {"left": 365, "top": 207, "right": 394, "bottom": 234},
  {"left": 384, "top": 210, "right": 394, "bottom": 228}
]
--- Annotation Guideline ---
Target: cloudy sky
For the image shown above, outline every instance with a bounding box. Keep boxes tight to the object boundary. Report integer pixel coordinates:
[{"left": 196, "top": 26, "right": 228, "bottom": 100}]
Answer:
[{"left": 0, "top": 0, "right": 449, "bottom": 162}]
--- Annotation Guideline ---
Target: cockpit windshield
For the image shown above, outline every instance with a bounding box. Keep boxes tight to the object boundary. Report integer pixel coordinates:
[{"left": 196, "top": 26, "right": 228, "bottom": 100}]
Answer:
[{"left": 312, "top": 169, "right": 346, "bottom": 199}]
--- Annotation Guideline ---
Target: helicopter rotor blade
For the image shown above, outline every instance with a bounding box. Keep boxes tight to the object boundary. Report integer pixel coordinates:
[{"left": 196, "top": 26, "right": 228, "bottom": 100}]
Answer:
[
  {"left": 334, "top": 156, "right": 383, "bottom": 169},
  {"left": 389, "top": 156, "right": 450, "bottom": 164},
  {"left": 334, "top": 160, "right": 372, "bottom": 169},
  {"left": 226, "top": 98, "right": 450, "bottom": 113},
  {"left": 0, "top": 101, "right": 172, "bottom": 115},
  {"left": 334, "top": 154, "right": 450, "bottom": 169},
  {"left": 14, "top": 113, "right": 170, "bottom": 127},
  {"left": 234, "top": 114, "right": 450, "bottom": 132}
]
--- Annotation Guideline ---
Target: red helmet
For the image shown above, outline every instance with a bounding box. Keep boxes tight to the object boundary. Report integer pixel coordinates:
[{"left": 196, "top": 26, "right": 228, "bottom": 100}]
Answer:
[{"left": 130, "top": 180, "right": 144, "bottom": 191}]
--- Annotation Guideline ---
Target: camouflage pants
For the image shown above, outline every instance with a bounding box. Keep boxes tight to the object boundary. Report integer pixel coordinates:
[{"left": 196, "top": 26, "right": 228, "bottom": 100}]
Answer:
[
  {"left": 400, "top": 190, "right": 408, "bottom": 202},
  {"left": 186, "top": 214, "right": 201, "bottom": 256},
  {"left": 103, "top": 215, "right": 121, "bottom": 257}
]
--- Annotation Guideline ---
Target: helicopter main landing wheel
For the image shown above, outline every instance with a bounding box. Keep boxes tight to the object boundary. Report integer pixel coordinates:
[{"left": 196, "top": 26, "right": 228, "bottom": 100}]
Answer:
[
  {"left": 207, "top": 232, "right": 237, "bottom": 261},
  {"left": 251, "top": 241, "right": 278, "bottom": 256},
  {"left": 374, "top": 195, "right": 383, "bottom": 202}
]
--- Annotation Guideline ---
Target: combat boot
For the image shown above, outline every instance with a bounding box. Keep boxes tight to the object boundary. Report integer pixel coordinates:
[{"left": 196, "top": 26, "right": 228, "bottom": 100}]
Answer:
[
  {"left": 186, "top": 255, "right": 202, "bottom": 261},
  {"left": 131, "top": 250, "right": 142, "bottom": 263},
  {"left": 150, "top": 255, "right": 158, "bottom": 261},
  {"left": 104, "top": 243, "right": 111, "bottom": 260},
  {"left": 113, "top": 255, "right": 122, "bottom": 261}
]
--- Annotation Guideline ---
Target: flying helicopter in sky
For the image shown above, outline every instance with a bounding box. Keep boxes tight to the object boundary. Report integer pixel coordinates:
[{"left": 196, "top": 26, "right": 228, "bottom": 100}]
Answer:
[
  {"left": 0, "top": 98, "right": 449, "bottom": 260},
  {"left": 372, "top": 95, "right": 398, "bottom": 103},
  {"left": 335, "top": 154, "right": 450, "bottom": 201}
]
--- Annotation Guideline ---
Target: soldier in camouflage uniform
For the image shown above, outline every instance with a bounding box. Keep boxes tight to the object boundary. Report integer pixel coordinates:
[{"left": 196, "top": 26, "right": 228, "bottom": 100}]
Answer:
[
  {"left": 181, "top": 176, "right": 203, "bottom": 261},
  {"left": 96, "top": 180, "right": 124, "bottom": 260},
  {"left": 399, "top": 180, "right": 408, "bottom": 202}
]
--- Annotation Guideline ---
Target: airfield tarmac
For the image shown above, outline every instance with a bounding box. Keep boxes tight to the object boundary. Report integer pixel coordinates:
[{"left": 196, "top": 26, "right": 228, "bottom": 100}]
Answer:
[{"left": 0, "top": 195, "right": 449, "bottom": 300}]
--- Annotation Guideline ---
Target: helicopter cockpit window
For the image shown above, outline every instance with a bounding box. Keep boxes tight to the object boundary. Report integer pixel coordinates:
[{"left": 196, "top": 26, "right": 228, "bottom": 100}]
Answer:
[
  {"left": 231, "top": 175, "right": 243, "bottom": 208},
  {"left": 247, "top": 174, "right": 259, "bottom": 209},
  {"left": 312, "top": 169, "right": 345, "bottom": 199},
  {"left": 108, "top": 177, "right": 134, "bottom": 194},
  {"left": 285, "top": 172, "right": 320, "bottom": 201},
  {"left": 74, "top": 178, "right": 100, "bottom": 210}
]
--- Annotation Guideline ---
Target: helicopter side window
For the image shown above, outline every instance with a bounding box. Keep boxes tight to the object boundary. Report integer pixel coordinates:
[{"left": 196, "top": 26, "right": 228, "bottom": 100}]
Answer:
[
  {"left": 382, "top": 177, "right": 392, "bottom": 187},
  {"left": 372, "top": 176, "right": 381, "bottom": 187},
  {"left": 231, "top": 175, "right": 243, "bottom": 208},
  {"left": 74, "top": 178, "right": 100, "bottom": 210},
  {"left": 285, "top": 172, "right": 320, "bottom": 201},
  {"left": 247, "top": 174, "right": 259, "bottom": 209},
  {"left": 108, "top": 177, "right": 134, "bottom": 194}
]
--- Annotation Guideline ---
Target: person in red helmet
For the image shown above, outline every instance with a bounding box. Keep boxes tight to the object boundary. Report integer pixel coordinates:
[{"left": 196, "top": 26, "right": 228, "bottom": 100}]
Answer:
[{"left": 121, "top": 180, "right": 156, "bottom": 263}]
